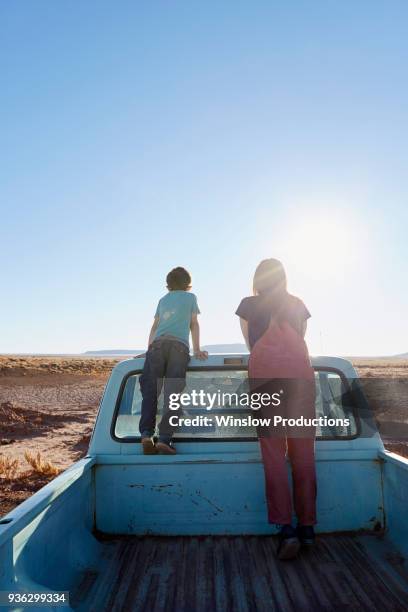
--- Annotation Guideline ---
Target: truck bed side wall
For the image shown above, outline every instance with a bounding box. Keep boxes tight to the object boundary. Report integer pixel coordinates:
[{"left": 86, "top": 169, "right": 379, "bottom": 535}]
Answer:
[
  {"left": 381, "top": 451, "right": 408, "bottom": 558},
  {"left": 0, "top": 458, "right": 97, "bottom": 598}
]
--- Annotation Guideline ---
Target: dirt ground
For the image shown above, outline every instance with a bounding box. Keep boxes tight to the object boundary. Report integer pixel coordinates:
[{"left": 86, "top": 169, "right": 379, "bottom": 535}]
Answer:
[
  {"left": 1, "top": 355, "right": 407, "bottom": 517},
  {"left": 0, "top": 356, "right": 118, "bottom": 516}
]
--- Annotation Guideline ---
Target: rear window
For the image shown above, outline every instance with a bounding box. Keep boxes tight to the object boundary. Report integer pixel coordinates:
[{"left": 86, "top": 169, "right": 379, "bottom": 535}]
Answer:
[{"left": 113, "top": 368, "right": 358, "bottom": 441}]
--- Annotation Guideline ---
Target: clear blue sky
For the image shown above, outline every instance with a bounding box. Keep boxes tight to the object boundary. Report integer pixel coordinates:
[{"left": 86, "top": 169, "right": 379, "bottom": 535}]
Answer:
[{"left": 1, "top": 1, "right": 407, "bottom": 356}]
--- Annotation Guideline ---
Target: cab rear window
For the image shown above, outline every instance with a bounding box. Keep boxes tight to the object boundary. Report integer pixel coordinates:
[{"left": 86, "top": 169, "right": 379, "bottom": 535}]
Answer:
[{"left": 112, "top": 368, "right": 358, "bottom": 442}]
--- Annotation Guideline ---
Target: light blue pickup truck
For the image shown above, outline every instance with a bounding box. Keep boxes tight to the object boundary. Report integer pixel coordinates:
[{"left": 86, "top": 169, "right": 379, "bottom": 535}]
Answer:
[{"left": 1, "top": 355, "right": 408, "bottom": 611}]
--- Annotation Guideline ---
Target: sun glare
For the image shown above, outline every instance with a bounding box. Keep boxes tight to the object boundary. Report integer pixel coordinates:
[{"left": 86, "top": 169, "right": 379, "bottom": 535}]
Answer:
[
  {"left": 269, "top": 212, "right": 363, "bottom": 286},
  {"left": 290, "top": 220, "right": 351, "bottom": 268}
]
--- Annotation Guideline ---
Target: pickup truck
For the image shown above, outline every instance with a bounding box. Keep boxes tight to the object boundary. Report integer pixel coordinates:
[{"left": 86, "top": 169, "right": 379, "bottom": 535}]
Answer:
[{"left": 1, "top": 354, "right": 408, "bottom": 611}]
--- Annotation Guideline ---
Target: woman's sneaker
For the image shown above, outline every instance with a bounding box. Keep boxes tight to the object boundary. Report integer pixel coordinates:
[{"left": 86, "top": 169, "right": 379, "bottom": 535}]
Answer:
[
  {"left": 276, "top": 525, "right": 301, "bottom": 560},
  {"left": 297, "top": 525, "right": 315, "bottom": 546}
]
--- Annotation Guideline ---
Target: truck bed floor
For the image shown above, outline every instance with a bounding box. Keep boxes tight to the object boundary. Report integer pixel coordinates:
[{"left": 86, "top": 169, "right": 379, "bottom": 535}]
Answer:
[{"left": 73, "top": 533, "right": 408, "bottom": 611}]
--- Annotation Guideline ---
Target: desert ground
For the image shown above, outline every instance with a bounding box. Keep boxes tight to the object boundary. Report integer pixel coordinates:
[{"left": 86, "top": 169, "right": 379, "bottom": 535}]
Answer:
[{"left": 1, "top": 355, "right": 407, "bottom": 517}]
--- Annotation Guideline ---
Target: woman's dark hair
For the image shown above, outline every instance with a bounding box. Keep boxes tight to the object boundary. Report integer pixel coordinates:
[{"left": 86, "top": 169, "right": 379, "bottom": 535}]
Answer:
[
  {"left": 253, "top": 259, "right": 289, "bottom": 321},
  {"left": 253, "top": 258, "right": 287, "bottom": 297},
  {"left": 166, "top": 267, "right": 192, "bottom": 291}
]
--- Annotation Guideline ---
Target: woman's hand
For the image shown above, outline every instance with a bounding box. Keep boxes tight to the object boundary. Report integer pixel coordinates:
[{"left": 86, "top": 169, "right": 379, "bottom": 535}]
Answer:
[{"left": 194, "top": 350, "right": 208, "bottom": 360}]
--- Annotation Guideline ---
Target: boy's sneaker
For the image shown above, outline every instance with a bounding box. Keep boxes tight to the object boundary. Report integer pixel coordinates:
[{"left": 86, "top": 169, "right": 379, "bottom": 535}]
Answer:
[
  {"left": 276, "top": 524, "right": 301, "bottom": 560},
  {"left": 297, "top": 525, "right": 315, "bottom": 546},
  {"left": 156, "top": 441, "right": 177, "bottom": 455},
  {"left": 141, "top": 437, "right": 157, "bottom": 455}
]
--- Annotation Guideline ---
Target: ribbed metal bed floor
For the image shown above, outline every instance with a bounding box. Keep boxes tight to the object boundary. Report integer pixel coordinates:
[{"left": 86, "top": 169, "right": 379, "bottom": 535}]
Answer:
[{"left": 73, "top": 534, "right": 408, "bottom": 611}]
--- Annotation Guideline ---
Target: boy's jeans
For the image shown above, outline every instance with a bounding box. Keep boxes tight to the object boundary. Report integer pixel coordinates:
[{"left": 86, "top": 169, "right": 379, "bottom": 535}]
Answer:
[{"left": 139, "top": 336, "right": 190, "bottom": 443}]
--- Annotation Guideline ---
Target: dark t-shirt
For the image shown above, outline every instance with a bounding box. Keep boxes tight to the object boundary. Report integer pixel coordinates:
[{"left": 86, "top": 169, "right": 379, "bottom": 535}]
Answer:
[{"left": 236, "top": 293, "right": 311, "bottom": 349}]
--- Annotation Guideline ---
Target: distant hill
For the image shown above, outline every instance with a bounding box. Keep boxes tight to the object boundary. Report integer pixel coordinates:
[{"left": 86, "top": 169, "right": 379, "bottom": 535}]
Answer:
[
  {"left": 84, "top": 349, "right": 143, "bottom": 355},
  {"left": 84, "top": 343, "right": 248, "bottom": 356}
]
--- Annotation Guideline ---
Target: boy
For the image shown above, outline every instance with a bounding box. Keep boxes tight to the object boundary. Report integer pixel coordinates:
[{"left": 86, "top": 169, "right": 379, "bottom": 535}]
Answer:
[{"left": 139, "top": 267, "right": 208, "bottom": 455}]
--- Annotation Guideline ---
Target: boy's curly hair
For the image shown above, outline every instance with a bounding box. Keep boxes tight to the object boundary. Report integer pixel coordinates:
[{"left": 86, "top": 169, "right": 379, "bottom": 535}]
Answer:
[{"left": 166, "top": 267, "right": 192, "bottom": 291}]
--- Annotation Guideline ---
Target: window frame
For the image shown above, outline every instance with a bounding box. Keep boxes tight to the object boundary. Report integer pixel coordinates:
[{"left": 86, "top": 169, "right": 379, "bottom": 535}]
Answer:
[{"left": 110, "top": 365, "right": 361, "bottom": 443}]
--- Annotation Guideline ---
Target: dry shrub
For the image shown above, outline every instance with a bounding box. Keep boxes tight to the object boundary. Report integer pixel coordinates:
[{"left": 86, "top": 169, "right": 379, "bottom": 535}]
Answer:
[
  {"left": 24, "top": 451, "right": 60, "bottom": 476},
  {"left": 0, "top": 455, "right": 20, "bottom": 479}
]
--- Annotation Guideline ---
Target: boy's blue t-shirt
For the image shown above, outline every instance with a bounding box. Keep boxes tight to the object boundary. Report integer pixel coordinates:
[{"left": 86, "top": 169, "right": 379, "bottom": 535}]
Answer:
[{"left": 154, "top": 291, "right": 200, "bottom": 346}]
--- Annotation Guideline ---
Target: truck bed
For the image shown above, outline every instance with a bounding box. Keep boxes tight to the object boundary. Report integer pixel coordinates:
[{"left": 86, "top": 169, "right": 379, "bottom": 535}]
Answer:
[{"left": 73, "top": 533, "right": 408, "bottom": 611}]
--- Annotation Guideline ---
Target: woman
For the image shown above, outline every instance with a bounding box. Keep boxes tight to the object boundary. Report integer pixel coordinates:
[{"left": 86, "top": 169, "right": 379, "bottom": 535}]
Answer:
[{"left": 236, "top": 258, "right": 316, "bottom": 560}]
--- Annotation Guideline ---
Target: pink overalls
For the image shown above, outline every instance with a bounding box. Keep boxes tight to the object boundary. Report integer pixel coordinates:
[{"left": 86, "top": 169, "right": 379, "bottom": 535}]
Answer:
[{"left": 249, "top": 320, "right": 317, "bottom": 526}]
